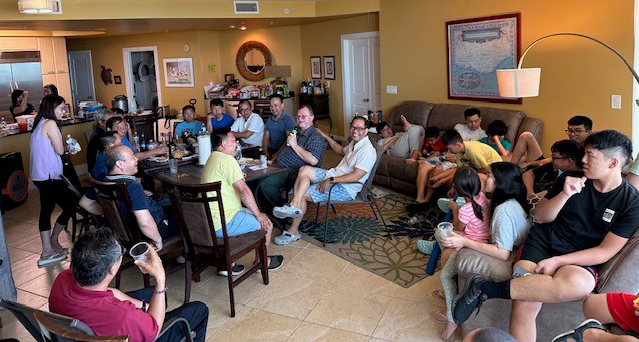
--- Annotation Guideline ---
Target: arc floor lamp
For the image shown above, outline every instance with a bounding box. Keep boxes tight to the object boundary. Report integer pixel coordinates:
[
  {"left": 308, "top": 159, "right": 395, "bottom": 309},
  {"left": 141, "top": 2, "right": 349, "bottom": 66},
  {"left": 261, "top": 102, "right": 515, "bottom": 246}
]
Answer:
[{"left": 496, "top": 32, "right": 639, "bottom": 106}]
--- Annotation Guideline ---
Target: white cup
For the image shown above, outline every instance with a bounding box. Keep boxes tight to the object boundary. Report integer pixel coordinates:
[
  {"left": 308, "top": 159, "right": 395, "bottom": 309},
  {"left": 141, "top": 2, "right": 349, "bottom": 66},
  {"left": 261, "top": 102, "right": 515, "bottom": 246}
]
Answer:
[
  {"left": 169, "top": 159, "right": 178, "bottom": 173},
  {"left": 437, "top": 222, "right": 454, "bottom": 237},
  {"left": 129, "top": 242, "right": 151, "bottom": 263}
]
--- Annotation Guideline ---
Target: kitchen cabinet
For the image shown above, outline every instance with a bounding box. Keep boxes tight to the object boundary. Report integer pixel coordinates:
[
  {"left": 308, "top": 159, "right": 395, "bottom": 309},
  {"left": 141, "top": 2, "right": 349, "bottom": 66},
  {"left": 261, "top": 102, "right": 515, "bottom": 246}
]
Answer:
[
  {"left": 0, "top": 38, "right": 38, "bottom": 51},
  {"left": 56, "top": 73, "right": 72, "bottom": 109},
  {"left": 37, "top": 38, "right": 56, "bottom": 74},
  {"left": 52, "top": 38, "right": 68, "bottom": 73}
]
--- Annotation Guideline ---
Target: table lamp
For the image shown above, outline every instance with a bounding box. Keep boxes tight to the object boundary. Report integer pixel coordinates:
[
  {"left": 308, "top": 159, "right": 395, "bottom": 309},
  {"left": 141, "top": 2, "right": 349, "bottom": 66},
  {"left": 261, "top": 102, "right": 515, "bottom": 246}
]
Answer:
[{"left": 496, "top": 33, "right": 639, "bottom": 106}]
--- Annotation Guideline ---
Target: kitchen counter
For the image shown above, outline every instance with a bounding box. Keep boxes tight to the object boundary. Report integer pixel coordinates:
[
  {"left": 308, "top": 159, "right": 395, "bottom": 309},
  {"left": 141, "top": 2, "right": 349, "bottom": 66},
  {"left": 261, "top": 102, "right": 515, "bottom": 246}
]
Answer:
[{"left": 0, "top": 117, "right": 91, "bottom": 138}]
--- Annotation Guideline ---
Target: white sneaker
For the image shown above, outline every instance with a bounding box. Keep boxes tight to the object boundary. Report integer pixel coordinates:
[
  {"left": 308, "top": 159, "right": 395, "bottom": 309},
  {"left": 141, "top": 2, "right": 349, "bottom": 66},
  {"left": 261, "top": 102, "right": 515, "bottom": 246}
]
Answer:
[
  {"left": 274, "top": 231, "right": 302, "bottom": 245},
  {"left": 273, "top": 204, "right": 303, "bottom": 219}
]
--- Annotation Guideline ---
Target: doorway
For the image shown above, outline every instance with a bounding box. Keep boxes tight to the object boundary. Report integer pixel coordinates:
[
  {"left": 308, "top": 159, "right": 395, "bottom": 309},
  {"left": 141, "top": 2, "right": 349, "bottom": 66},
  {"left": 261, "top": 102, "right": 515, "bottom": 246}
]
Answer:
[
  {"left": 341, "top": 31, "right": 381, "bottom": 132},
  {"left": 68, "top": 50, "right": 96, "bottom": 113},
  {"left": 122, "top": 46, "right": 162, "bottom": 113}
]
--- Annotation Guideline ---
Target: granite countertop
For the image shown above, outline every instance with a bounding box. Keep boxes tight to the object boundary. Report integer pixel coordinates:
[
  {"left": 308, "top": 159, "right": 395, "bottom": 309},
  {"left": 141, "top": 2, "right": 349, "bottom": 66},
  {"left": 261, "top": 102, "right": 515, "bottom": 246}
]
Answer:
[{"left": 0, "top": 117, "right": 92, "bottom": 138}]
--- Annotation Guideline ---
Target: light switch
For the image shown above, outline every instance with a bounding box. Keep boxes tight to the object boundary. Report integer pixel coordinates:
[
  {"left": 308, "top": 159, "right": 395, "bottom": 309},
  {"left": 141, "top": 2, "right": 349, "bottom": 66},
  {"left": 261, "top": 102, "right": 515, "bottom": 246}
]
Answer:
[
  {"left": 611, "top": 95, "right": 621, "bottom": 109},
  {"left": 386, "top": 85, "right": 398, "bottom": 94}
]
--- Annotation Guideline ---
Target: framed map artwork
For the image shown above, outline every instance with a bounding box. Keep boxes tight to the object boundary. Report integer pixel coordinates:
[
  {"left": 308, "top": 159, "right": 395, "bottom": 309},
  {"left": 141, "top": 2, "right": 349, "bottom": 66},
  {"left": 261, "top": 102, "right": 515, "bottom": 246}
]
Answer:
[{"left": 446, "top": 13, "right": 521, "bottom": 104}]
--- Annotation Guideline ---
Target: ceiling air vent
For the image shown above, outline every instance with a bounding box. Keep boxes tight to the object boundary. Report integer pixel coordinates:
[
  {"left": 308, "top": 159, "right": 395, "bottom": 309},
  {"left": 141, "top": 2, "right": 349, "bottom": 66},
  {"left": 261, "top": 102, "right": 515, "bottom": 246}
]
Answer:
[{"left": 234, "top": 1, "right": 259, "bottom": 14}]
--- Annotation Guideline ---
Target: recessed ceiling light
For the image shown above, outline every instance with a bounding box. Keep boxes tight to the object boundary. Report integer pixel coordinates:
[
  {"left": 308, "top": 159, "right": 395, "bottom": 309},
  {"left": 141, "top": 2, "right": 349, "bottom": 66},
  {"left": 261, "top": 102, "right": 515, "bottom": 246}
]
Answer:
[
  {"left": 229, "top": 25, "right": 235, "bottom": 29},
  {"left": 239, "top": 26, "right": 247, "bottom": 31}
]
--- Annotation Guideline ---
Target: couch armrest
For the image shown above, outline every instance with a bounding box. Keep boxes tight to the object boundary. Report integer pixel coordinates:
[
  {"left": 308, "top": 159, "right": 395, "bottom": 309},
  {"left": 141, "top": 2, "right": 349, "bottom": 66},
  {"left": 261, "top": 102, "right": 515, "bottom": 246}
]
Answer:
[
  {"left": 454, "top": 248, "right": 514, "bottom": 282},
  {"left": 596, "top": 229, "right": 639, "bottom": 294}
]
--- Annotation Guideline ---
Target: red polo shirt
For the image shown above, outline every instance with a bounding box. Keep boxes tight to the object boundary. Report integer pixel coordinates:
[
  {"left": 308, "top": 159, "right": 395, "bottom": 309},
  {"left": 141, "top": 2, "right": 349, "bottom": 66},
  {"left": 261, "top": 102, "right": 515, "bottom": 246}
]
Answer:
[{"left": 49, "top": 269, "right": 158, "bottom": 342}]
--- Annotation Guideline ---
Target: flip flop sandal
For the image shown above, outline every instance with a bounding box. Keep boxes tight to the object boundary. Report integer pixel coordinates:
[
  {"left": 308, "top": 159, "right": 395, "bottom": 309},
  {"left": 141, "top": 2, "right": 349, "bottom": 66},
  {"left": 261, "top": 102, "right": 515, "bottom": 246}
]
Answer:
[
  {"left": 37, "top": 252, "right": 67, "bottom": 267},
  {"left": 432, "top": 289, "right": 446, "bottom": 300},
  {"left": 552, "top": 319, "right": 607, "bottom": 342},
  {"left": 428, "top": 310, "right": 448, "bottom": 324}
]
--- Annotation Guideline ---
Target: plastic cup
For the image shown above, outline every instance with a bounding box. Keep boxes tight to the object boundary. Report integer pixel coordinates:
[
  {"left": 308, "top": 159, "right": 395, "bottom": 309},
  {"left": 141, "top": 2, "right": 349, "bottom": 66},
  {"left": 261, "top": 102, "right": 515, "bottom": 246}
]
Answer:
[
  {"left": 437, "top": 222, "right": 454, "bottom": 237},
  {"left": 129, "top": 242, "right": 151, "bottom": 263},
  {"left": 169, "top": 159, "right": 178, "bottom": 173}
]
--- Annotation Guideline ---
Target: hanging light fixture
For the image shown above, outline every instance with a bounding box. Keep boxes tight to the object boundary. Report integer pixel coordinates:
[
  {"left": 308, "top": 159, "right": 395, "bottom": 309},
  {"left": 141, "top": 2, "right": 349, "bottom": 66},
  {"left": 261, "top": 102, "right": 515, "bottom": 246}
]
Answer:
[{"left": 18, "top": 0, "right": 61, "bottom": 14}]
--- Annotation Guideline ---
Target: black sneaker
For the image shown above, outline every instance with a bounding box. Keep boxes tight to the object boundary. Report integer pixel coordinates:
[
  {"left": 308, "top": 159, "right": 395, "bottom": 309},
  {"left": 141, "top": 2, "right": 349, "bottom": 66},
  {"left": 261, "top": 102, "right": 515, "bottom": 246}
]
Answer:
[
  {"left": 452, "top": 273, "right": 490, "bottom": 324},
  {"left": 406, "top": 201, "right": 430, "bottom": 215},
  {"left": 218, "top": 264, "right": 245, "bottom": 277},
  {"left": 552, "top": 319, "right": 607, "bottom": 342}
]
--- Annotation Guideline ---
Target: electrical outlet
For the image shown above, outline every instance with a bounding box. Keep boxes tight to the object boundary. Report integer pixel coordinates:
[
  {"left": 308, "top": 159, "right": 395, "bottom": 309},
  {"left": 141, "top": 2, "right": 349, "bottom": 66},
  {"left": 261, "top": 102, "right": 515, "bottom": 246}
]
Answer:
[
  {"left": 386, "top": 85, "right": 397, "bottom": 94},
  {"left": 611, "top": 95, "right": 621, "bottom": 109}
]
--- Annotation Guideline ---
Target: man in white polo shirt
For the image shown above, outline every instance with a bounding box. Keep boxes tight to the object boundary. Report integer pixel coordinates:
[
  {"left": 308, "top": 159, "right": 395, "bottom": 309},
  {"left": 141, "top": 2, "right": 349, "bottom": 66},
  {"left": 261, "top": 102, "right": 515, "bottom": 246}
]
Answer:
[
  {"left": 230, "top": 99, "right": 264, "bottom": 147},
  {"left": 272, "top": 116, "right": 377, "bottom": 245}
]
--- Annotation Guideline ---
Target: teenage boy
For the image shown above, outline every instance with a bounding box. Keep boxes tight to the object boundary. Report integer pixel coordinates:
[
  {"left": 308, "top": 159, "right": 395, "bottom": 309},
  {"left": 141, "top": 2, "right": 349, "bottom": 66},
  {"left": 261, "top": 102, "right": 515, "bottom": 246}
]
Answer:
[
  {"left": 523, "top": 139, "right": 585, "bottom": 196},
  {"left": 443, "top": 129, "right": 502, "bottom": 173},
  {"left": 174, "top": 105, "right": 204, "bottom": 137},
  {"left": 567, "top": 115, "right": 594, "bottom": 145},
  {"left": 206, "top": 98, "right": 234, "bottom": 133},
  {"left": 452, "top": 130, "right": 639, "bottom": 342},
  {"left": 454, "top": 108, "right": 487, "bottom": 141}
]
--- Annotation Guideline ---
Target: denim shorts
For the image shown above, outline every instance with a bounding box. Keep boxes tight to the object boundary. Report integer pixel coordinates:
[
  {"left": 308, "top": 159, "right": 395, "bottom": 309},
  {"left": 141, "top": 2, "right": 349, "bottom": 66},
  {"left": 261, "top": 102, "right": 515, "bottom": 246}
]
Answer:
[
  {"left": 308, "top": 168, "right": 354, "bottom": 203},
  {"left": 216, "top": 208, "right": 260, "bottom": 238}
]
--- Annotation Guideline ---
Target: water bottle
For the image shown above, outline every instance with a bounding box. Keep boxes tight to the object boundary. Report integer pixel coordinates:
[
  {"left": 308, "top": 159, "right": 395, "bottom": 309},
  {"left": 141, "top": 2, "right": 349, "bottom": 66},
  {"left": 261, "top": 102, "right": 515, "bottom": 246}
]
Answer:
[
  {"left": 66, "top": 134, "right": 81, "bottom": 154},
  {"left": 140, "top": 133, "right": 146, "bottom": 150},
  {"left": 0, "top": 116, "right": 6, "bottom": 130},
  {"left": 260, "top": 155, "right": 267, "bottom": 168},
  {"left": 133, "top": 133, "right": 140, "bottom": 150},
  {"left": 235, "top": 144, "right": 242, "bottom": 161}
]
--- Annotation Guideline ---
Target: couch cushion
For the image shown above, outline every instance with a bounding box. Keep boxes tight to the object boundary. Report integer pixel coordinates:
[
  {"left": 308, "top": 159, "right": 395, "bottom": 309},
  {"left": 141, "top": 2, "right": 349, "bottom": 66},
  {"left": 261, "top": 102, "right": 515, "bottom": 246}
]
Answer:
[
  {"left": 455, "top": 248, "right": 514, "bottom": 282},
  {"left": 427, "top": 104, "right": 472, "bottom": 132},
  {"left": 477, "top": 107, "right": 526, "bottom": 147},
  {"left": 596, "top": 229, "right": 639, "bottom": 294},
  {"left": 388, "top": 101, "right": 434, "bottom": 133}
]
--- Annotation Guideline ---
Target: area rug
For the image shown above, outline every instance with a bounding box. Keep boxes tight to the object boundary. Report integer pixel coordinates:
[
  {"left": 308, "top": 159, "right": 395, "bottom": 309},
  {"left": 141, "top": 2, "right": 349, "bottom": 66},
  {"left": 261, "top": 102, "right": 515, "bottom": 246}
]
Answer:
[{"left": 298, "top": 191, "right": 446, "bottom": 288}]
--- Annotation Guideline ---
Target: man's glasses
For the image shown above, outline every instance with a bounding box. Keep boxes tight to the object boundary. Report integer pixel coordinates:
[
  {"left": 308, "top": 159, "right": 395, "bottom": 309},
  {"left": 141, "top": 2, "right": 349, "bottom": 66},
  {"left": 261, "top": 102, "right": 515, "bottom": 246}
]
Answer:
[
  {"left": 350, "top": 125, "right": 367, "bottom": 132},
  {"left": 565, "top": 129, "right": 589, "bottom": 135},
  {"left": 551, "top": 156, "right": 571, "bottom": 161}
]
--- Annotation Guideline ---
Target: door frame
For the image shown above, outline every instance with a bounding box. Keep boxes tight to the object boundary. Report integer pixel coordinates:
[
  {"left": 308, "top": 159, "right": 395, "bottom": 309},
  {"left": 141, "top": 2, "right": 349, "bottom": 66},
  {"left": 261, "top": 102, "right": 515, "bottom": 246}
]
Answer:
[
  {"left": 67, "top": 50, "right": 96, "bottom": 111},
  {"left": 122, "top": 46, "right": 162, "bottom": 113},
  {"left": 341, "top": 31, "right": 379, "bottom": 134}
]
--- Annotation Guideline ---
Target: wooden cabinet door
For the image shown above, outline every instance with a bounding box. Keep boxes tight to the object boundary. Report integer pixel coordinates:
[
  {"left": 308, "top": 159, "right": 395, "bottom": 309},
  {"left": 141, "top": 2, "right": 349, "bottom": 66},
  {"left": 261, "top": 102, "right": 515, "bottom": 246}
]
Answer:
[
  {"left": 37, "top": 38, "right": 56, "bottom": 75},
  {"left": 52, "top": 38, "right": 69, "bottom": 73},
  {"left": 56, "top": 73, "right": 73, "bottom": 114},
  {"left": 0, "top": 37, "right": 38, "bottom": 51},
  {"left": 42, "top": 73, "right": 57, "bottom": 88}
]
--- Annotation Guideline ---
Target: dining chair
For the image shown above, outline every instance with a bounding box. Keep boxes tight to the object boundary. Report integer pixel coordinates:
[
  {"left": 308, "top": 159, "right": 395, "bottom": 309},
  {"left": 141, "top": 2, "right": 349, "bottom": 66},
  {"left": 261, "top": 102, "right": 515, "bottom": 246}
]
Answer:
[
  {"left": 165, "top": 180, "right": 269, "bottom": 316},
  {"left": 314, "top": 144, "right": 390, "bottom": 247},
  {"left": 88, "top": 175, "right": 186, "bottom": 295}
]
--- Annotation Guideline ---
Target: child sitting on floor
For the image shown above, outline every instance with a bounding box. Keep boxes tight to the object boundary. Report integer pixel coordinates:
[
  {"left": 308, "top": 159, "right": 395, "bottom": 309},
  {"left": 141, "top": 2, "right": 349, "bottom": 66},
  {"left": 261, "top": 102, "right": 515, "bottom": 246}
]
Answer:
[{"left": 416, "top": 167, "right": 491, "bottom": 340}]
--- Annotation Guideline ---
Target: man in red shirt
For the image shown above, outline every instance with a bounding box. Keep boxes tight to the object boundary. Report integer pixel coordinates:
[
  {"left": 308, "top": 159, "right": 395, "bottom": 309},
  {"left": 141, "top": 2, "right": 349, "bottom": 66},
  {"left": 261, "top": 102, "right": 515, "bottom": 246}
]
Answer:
[{"left": 49, "top": 228, "right": 208, "bottom": 342}]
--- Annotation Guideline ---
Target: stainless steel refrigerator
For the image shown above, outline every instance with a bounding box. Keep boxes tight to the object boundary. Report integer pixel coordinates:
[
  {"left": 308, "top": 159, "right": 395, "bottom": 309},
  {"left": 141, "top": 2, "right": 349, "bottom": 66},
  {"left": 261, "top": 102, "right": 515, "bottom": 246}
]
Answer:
[{"left": 0, "top": 51, "right": 43, "bottom": 121}]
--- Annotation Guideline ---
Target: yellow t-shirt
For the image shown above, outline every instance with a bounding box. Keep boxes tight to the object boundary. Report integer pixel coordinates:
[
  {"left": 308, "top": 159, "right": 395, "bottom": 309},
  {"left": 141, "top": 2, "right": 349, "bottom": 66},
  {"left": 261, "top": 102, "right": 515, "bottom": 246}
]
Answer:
[
  {"left": 456, "top": 140, "right": 503, "bottom": 170},
  {"left": 200, "top": 151, "right": 243, "bottom": 230}
]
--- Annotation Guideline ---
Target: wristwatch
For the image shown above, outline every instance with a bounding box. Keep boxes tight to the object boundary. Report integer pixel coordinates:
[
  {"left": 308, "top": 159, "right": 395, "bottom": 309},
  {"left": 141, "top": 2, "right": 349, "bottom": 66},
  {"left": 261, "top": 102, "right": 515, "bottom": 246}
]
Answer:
[
  {"left": 329, "top": 177, "right": 334, "bottom": 182},
  {"left": 141, "top": 301, "right": 148, "bottom": 312}
]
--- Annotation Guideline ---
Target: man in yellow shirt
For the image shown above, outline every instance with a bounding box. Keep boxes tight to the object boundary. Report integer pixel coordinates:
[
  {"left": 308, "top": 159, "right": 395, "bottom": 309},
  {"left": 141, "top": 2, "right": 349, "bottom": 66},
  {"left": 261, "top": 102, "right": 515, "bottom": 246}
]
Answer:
[
  {"left": 201, "top": 128, "right": 283, "bottom": 274},
  {"left": 442, "top": 129, "right": 502, "bottom": 173}
]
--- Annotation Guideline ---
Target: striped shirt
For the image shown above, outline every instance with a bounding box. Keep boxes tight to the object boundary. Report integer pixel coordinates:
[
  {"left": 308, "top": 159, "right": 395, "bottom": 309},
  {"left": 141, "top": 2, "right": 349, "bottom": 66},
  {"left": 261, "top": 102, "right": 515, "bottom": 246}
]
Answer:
[{"left": 458, "top": 192, "right": 491, "bottom": 243}]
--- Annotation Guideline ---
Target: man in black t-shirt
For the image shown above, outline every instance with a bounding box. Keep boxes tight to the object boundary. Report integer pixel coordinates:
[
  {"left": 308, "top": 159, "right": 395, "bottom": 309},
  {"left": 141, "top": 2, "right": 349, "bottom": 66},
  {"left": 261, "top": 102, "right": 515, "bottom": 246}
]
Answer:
[{"left": 452, "top": 130, "right": 639, "bottom": 342}]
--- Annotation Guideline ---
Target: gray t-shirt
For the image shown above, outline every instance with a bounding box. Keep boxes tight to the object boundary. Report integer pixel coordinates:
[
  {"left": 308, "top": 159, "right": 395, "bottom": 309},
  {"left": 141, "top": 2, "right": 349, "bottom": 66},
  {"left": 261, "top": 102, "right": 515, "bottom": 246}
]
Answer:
[{"left": 490, "top": 199, "right": 531, "bottom": 251}]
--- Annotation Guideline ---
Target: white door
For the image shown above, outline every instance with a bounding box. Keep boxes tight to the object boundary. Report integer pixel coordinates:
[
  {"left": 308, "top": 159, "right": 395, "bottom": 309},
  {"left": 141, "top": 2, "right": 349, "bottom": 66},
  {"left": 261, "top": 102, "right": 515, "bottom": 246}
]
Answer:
[
  {"left": 342, "top": 32, "right": 380, "bottom": 130},
  {"left": 68, "top": 50, "right": 96, "bottom": 109}
]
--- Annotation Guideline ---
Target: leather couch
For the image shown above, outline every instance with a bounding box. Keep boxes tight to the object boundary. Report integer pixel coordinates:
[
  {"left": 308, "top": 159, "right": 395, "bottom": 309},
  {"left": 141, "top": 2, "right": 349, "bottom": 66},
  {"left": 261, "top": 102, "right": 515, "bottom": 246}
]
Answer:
[
  {"left": 372, "top": 101, "right": 544, "bottom": 195},
  {"left": 455, "top": 228, "right": 639, "bottom": 341}
]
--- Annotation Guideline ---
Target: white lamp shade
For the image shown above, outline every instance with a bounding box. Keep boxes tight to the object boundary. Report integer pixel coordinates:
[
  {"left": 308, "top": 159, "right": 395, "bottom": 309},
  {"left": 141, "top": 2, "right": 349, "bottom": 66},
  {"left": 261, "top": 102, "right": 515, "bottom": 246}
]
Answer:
[
  {"left": 496, "top": 68, "right": 541, "bottom": 98},
  {"left": 18, "top": 0, "right": 58, "bottom": 13}
]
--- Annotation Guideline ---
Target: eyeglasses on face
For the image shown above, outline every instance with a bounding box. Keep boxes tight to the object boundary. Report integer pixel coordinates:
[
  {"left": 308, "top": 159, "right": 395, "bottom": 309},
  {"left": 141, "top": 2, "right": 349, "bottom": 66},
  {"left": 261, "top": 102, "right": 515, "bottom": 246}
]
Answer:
[
  {"left": 565, "top": 129, "right": 589, "bottom": 135},
  {"left": 551, "top": 156, "right": 571, "bottom": 161},
  {"left": 350, "top": 125, "right": 367, "bottom": 132}
]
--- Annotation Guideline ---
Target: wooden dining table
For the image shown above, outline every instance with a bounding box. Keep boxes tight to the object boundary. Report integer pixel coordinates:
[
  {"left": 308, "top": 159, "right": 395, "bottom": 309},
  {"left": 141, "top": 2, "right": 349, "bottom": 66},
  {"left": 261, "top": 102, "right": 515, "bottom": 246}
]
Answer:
[{"left": 152, "top": 162, "right": 288, "bottom": 185}]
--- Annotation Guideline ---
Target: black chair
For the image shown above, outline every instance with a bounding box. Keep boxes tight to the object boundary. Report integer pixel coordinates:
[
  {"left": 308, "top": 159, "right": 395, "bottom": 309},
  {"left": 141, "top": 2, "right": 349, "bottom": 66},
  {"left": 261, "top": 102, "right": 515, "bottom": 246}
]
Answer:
[
  {"left": 166, "top": 180, "right": 269, "bottom": 316},
  {"left": 89, "top": 176, "right": 186, "bottom": 293},
  {"left": 60, "top": 174, "right": 99, "bottom": 242},
  {"left": 314, "top": 144, "right": 390, "bottom": 247}
]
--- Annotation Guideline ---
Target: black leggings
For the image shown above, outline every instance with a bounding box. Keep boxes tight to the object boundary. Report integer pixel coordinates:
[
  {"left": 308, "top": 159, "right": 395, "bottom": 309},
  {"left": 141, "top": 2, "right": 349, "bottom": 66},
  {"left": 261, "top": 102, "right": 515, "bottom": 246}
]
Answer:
[{"left": 33, "top": 179, "right": 76, "bottom": 232}]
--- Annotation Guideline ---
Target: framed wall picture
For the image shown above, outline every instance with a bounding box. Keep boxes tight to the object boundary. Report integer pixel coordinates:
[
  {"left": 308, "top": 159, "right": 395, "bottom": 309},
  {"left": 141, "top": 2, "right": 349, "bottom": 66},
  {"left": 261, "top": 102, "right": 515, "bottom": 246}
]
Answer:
[
  {"left": 323, "top": 56, "right": 335, "bottom": 80},
  {"left": 163, "top": 58, "right": 194, "bottom": 87},
  {"left": 310, "top": 56, "right": 322, "bottom": 79},
  {"left": 113, "top": 75, "right": 122, "bottom": 84},
  {"left": 224, "top": 73, "right": 235, "bottom": 82},
  {"left": 446, "top": 13, "right": 521, "bottom": 104}
]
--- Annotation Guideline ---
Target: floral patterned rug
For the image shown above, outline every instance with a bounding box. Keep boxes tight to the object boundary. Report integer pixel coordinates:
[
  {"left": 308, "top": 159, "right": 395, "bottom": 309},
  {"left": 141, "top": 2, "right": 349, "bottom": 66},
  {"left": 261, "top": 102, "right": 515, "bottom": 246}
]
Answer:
[{"left": 298, "top": 191, "right": 446, "bottom": 288}]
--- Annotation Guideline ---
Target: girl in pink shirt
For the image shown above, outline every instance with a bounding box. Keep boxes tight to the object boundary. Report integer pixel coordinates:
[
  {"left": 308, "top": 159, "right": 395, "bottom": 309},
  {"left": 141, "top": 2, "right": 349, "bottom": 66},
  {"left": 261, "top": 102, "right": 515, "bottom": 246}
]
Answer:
[{"left": 431, "top": 166, "right": 491, "bottom": 340}]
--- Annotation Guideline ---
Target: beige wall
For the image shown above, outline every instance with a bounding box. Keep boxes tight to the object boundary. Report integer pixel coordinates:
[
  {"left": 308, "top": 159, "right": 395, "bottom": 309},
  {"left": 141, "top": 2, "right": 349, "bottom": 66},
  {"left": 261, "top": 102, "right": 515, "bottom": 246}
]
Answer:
[
  {"left": 301, "top": 13, "right": 379, "bottom": 136},
  {"left": 379, "top": 0, "right": 635, "bottom": 152},
  {"left": 67, "top": 30, "right": 221, "bottom": 116}
]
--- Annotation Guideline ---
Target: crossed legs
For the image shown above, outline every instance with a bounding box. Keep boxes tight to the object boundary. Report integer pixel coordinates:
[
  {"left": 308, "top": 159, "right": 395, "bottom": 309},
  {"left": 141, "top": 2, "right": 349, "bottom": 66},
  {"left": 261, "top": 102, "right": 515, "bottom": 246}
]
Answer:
[{"left": 284, "top": 165, "right": 317, "bottom": 235}]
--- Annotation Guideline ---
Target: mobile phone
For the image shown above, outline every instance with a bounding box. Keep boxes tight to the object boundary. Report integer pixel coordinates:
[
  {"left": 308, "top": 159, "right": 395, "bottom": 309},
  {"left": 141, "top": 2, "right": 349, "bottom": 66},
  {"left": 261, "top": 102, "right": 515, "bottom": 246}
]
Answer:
[{"left": 513, "top": 266, "right": 531, "bottom": 278}]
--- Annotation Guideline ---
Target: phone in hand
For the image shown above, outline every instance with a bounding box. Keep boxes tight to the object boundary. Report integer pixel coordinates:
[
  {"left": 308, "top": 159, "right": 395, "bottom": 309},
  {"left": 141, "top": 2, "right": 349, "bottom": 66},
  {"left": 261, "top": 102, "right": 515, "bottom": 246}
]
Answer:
[{"left": 513, "top": 266, "right": 531, "bottom": 278}]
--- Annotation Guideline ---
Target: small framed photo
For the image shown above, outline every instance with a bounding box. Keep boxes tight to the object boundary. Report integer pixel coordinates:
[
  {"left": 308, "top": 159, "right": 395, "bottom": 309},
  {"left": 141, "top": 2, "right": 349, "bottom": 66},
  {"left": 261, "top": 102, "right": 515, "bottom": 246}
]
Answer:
[
  {"left": 310, "top": 56, "right": 321, "bottom": 79},
  {"left": 224, "top": 73, "right": 235, "bottom": 82},
  {"left": 163, "top": 58, "right": 195, "bottom": 87},
  {"left": 113, "top": 75, "right": 122, "bottom": 84},
  {"left": 323, "top": 56, "right": 335, "bottom": 80}
]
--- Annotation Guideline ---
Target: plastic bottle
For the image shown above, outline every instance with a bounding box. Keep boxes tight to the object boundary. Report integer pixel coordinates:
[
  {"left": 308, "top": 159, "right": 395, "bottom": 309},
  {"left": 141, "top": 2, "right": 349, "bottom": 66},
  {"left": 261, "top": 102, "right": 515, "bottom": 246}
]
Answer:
[
  {"left": 235, "top": 144, "right": 242, "bottom": 161},
  {"left": 140, "top": 133, "right": 146, "bottom": 151},
  {"left": 301, "top": 79, "right": 307, "bottom": 94},
  {"left": 66, "top": 134, "right": 81, "bottom": 154},
  {"left": 0, "top": 116, "right": 6, "bottom": 129},
  {"left": 133, "top": 133, "right": 140, "bottom": 150}
]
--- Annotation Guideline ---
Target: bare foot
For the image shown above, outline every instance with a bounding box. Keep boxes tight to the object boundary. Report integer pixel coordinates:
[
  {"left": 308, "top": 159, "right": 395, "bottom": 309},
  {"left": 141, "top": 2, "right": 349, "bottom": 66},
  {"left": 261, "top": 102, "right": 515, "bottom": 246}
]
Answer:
[
  {"left": 440, "top": 320, "right": 458, "bottom": 340},
  {"left": 400, "top": 115, "right": 412, "bottom": 131},
  {"left": 405, "top": 158, "right": 417, "bottom": 165}
]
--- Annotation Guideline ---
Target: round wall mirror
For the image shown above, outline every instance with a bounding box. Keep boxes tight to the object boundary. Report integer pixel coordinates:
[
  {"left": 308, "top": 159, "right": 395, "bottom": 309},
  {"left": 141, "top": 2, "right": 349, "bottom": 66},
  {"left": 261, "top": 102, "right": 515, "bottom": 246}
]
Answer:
[{"left": 236, "top": 41, "right": 272, "bottom": 81}]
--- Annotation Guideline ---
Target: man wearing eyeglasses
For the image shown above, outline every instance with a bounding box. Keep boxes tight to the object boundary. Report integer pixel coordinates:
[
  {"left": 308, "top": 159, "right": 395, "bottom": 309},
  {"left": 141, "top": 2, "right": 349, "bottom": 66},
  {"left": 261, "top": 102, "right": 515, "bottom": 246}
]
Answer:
[
  {"left": 271, "top": 116, "right": 376, "bottom": 245},
  {"left": 565, "top": 115, "right": 593, "bottom": 145},
  {"left": 230, "top": 100, "right": 264, "bottom": 147},
  {"left": 257, "top": 106, "right": 327, "bottom": 222}
]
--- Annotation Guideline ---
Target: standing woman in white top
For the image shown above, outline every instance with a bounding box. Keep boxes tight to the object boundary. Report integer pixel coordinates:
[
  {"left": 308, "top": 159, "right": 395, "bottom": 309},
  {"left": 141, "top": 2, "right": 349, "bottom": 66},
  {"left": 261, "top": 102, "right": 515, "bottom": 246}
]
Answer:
[{"left": 29, "top": 95, "right": 74, "bottom": 266}]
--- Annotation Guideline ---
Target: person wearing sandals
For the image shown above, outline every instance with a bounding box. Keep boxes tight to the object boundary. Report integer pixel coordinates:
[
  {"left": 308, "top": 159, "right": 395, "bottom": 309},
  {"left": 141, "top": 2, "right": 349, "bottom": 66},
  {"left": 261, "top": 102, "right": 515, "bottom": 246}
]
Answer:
[
  {"left": 452, "top": 131, "right": 639, "bottom": 342},
  {"left": 431, "top": 162, "right": 531, "bottom": 340},
  {"left": 29, "top": 95, "right": 76, "bottom": 266},
  {"left": 201, "top": 128, "right": 283, "bottom": 272},
  {"left": 415, "top": 167, "right": 491, "bottom": 340},
  {"left": 553, "top": 293, "right": 639, "bottom": 342}
]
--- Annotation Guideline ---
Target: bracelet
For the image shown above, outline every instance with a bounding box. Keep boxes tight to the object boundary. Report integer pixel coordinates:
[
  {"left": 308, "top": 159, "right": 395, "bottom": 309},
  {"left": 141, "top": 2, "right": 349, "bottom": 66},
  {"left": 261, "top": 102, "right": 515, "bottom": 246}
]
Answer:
[{"left": 153, "top": 287, "right": 168, "bottom": 295}]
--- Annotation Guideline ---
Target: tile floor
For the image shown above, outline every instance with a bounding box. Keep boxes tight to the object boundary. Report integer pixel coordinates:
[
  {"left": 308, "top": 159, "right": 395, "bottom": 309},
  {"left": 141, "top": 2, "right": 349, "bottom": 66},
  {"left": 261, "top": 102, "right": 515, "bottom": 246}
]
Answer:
[{"left": 0, "top": 152, "right": 454, "bottom": 341}]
